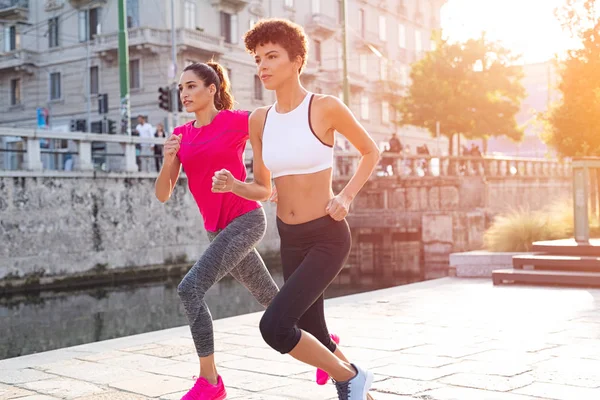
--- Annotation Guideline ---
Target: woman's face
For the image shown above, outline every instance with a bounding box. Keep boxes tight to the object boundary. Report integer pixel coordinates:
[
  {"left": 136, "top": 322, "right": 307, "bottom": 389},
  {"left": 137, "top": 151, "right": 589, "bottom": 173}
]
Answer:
[
  {"left": 253, "top": 42, "right": 301, "bottom": 91},
  {"left": 178, "top": 70, "right": 215, "bottom": 113},
  {"left": 156, "top": 124, "right": 165, "bottom": 135}
]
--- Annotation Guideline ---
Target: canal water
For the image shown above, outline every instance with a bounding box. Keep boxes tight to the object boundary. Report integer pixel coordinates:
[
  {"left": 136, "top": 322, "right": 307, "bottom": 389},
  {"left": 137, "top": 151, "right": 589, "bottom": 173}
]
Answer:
[{"left": 1, "top": 267, "right": 397, "bottom": 360}]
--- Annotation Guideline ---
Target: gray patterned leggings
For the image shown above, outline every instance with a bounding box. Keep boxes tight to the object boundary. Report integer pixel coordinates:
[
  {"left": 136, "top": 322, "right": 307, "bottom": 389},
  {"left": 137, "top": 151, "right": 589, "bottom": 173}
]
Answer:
[{"left": 177, "top": 207, "right": 279, "bottom": 357}]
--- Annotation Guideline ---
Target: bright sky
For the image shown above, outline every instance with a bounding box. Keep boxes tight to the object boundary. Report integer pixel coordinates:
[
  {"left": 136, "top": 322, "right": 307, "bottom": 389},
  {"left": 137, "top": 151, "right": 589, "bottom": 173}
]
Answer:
[{"left": 440, "top": 0, "right": 580, "bottom": 64}]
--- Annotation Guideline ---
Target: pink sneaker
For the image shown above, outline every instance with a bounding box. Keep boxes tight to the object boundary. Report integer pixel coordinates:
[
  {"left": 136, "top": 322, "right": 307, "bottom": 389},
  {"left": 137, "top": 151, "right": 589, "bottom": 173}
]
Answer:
[
  {"left": 316, "top": 333, "right": 340, "bottom": 385},
  {"left": 181, "top": 376, "right": 227, "bottom": 400}
]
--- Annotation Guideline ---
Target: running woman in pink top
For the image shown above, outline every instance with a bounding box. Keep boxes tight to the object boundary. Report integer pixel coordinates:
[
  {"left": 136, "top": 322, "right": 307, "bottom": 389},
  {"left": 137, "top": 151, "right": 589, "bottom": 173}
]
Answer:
[{"left": 154, "top": 61, "right": 279, "bottom": 400}]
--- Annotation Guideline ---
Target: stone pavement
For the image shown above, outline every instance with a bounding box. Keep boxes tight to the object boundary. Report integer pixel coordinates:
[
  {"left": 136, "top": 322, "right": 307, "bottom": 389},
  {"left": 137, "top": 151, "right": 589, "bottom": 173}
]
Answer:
[{"left": 1, "top": 278, "right": 600, "bottom": 400}]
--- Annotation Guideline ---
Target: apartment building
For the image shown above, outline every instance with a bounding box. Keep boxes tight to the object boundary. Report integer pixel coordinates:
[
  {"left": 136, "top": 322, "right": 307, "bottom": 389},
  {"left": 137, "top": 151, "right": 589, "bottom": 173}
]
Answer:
[{"left": 0, "top": 0, "right": 445, "bottom": 147}]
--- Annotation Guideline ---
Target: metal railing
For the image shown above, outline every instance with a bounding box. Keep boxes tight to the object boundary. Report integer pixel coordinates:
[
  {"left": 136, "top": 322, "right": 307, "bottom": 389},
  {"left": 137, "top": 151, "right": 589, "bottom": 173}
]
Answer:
[{"left": 572, "top": 157, "right": 600, "bottom": 243}]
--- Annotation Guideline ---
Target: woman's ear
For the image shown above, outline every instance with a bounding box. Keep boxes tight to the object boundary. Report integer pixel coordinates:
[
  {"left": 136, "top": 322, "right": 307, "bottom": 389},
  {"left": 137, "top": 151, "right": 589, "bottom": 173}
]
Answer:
[{"left": 296, "top": 55, "right": 303, "bottom": 71}]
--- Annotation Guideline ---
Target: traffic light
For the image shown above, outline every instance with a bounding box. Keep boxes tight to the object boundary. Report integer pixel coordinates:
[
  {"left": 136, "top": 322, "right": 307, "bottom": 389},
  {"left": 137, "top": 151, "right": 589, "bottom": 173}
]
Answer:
[
  {"left": 70, "top": 119, "right": 87, "bottom": 132},
  {"left": 177, "top": 92, "right": 183, "bottom": 112},
  {"left": 158, "top": 86, "right": 171, "bottom": 111},
  {"left": 107, "top": 119, "right": 116, "bottom": 134}
]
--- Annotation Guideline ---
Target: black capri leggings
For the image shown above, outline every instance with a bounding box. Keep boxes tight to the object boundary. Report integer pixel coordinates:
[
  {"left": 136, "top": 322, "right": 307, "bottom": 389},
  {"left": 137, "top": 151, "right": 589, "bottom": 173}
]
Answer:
[{"left": 259, "top": 214, "right": 352, "bottom": 354}]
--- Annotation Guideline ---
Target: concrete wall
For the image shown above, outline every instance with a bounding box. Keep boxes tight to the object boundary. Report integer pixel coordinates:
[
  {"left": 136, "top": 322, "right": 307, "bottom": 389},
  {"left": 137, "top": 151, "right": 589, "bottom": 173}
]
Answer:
[
  {"left": 0, "top": 175, "right": 280, "bottom": 279},
  {"left": 343, "top": 176, "right": 572, "bottom": 280},
  {"left": 0, "top": 174, "right": 572, "bottom": 282}
]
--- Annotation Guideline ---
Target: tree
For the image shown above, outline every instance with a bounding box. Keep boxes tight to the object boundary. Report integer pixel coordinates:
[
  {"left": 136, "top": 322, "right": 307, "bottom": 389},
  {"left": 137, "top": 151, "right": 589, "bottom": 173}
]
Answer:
[
  {"left": 397, "top": 33, "right": 525, "bottom": 155},
  {"left": 555, "top": 0, "right": 597, "bottom": 36},
  {"left": 544, "top": 1, "right": 600, "bottom": 157}
]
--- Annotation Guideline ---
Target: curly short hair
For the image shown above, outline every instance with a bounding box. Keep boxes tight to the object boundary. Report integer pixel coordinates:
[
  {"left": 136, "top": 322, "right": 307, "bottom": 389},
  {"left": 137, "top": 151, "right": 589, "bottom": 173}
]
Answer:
[{"left": 243, "top": 18, "right": 308, "bottom": 73}]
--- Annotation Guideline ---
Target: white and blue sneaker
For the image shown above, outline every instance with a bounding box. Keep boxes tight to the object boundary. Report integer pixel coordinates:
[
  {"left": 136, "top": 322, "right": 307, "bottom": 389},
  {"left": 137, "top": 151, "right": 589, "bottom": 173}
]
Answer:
[{"left": 334, "top": 364, "right": 374, "bottom": 400}]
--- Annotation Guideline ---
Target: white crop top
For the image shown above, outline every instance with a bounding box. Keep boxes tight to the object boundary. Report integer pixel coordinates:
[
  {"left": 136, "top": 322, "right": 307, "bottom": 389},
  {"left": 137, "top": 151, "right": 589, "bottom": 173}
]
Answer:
[{"left": 262, "top": 93, "right": 333, "bottom": 178}]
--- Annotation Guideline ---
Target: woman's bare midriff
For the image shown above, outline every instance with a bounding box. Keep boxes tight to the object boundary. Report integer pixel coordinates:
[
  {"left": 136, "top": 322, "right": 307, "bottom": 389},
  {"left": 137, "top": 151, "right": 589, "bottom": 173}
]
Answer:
[{"left": 274, "top": 168, "right": 334, "bottom": 225}]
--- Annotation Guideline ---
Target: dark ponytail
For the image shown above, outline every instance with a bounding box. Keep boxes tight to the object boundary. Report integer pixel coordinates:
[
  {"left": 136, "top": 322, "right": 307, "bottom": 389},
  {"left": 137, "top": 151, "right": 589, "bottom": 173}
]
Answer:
[
  {"left": 183, "top": 61, "right": 234, "bottom": 111},
  {"left": 207, "top": 61, "right": 234, "bottom": 111}
]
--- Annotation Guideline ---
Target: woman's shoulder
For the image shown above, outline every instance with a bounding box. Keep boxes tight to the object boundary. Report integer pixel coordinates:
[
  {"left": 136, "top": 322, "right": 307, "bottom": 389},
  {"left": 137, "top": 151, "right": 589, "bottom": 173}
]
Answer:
[
  {"left": 173, "top": 120, "right": 195, "bottom": 134},
  {"left": 311, "top": 93, "right": 341, "bottom": 110}
]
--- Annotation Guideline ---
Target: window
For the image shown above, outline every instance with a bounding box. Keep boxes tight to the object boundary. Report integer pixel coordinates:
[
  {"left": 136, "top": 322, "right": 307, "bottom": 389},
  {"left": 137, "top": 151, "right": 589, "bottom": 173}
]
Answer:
[
  {"left": 129, "top": 59, "right": 140, "bottom": 89},
  {"left": 48, "top": 17, "right": 59, "bottom": 48},
  {"left": 184, "top": 1, "right": 196, "bottom": 30},
  {"left": 254, "top": 75, "right": 263, "bottom": 100},
  {"left": 127, "top": 0, "right": 139, "bottom": 28},
  {"left": 10, "top": 78, "right": 21, "bottom": 105},
  {"left": 314, "top": 39, "right": 321, "bottom": 64},
  {"left": 360, "top": 94, "right": 369, "bottom": 120},
  {"left": 358, "top": 9, "right": 365, "bottom": 37},
  {"left": 381, "top": 101, "right": 390, "bottom": 124},
  {"left": 90, "top": 66, "right": 99, "bottom": 95},
  {"left": 50, "top": 72, "right": 61, "bottom": 100},
  {"left": 378, "top": 15, "right": 386, "bottom": 41},
  {"left": 398, "top": 24, "right": 406, "bottom": 48},
  {"left": 400, "top": 65, "right": 409, "bottom": 87},
  {"left": 284, "top": 0, "right": 294, "bottom": 8},
  {"left": 220, "top": 12, "right": 238, "bottom": 44},
  {"left": 312, "top": 0, "right": 320, "bottom": 13},
  {"left": 359, "top": 54, "right": 367, "bottom": 74},
  {"left": 415, "top": 29, "right": 423, "bottom": 54},
  {"left": 3, "top": 26, "right": 19, "bottom": 52},
  {"left": 380, "top": 59, "right": 387, "bottom": 80},
  {"left": 79, "top": 8, "right": 100, "bottom": 41}
]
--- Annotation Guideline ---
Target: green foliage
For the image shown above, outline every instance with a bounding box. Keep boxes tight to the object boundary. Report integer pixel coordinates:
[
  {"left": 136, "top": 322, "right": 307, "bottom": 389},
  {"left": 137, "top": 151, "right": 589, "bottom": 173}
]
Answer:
[
  {"left": 398, "top": 33, "right": 525, "bottom": 154},
  {"left": 544, "top": 14, "right": 600, "bottom": 157}
]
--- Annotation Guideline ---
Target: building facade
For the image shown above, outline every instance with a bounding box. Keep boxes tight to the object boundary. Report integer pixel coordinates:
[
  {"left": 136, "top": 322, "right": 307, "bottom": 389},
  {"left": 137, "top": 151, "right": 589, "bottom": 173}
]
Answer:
[{"left": 0, "top": 0, "right": 445, "bottom": 148}]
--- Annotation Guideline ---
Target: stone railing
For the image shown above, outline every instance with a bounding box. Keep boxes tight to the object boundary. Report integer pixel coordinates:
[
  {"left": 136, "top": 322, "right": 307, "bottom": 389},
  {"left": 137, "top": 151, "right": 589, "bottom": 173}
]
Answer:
[
  {"left": 0, "top": 127, "right": 164, "bottom": 174},
  {"left": 0, "top": 128, "right": 570, "bottom": 180},
  {"left": 334, "top": 152, "right": 571, "bottom": 179}
]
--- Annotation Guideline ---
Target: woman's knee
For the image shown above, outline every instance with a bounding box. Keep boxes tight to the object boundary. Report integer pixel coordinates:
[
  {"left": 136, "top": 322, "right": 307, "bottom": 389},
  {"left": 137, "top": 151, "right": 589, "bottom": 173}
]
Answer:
[
  {"left": 259, "top": 308, "right": 298, "bottom": 354},
  {"left": 177, "top": 273, "right": 200, "bottom": 302}
]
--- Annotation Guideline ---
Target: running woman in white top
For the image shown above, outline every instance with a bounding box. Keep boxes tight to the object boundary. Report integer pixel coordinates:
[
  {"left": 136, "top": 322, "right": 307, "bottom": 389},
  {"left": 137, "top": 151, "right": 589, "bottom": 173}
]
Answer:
[{"left": 212, "top": 19, "right": 380, "bottom": 400}]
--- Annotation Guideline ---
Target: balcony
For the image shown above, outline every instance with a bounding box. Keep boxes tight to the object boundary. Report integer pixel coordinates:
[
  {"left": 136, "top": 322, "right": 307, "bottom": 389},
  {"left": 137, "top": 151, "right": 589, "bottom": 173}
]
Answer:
[
  {"left": 69, "top": 0, "right": 107, "bottom": 8},
  {"left": 0, "top": 0, "right": 28, "bottom": 21},
  {"left": 93, "top": 27, "right": 224, "bottom": 60},
  {"left": 355, "top": 31, "right": 384, "bottom": 52},
  {"left": 305, "top": 13, "right": 338, "bottom": 39},
  {"left": 210, "top": 0, "right": 249, "bottom": 12},
  {"left": 319, "top": 68, "right": 368, "bottom": 92},
  {"left": 0, "top": 49, "right": 37, "bottom": 73}
]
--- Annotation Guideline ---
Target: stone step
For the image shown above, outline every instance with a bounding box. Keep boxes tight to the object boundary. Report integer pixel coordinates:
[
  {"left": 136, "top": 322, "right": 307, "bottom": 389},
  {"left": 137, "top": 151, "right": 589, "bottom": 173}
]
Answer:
[
  {"left": 512, "top": 254, "right": 600, "bottom": 272},
  {"left": 492, "top": 268, "right": 600, "bottom": 287},
  {"left": 532, "top": 238, "right": 600, "bottom": 256}
]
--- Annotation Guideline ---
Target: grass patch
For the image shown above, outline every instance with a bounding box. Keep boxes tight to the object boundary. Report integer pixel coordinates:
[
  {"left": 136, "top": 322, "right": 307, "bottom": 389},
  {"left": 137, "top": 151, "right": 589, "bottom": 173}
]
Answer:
[{"left": 484, "top": 200, "right": 600, "bottom": 252}]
